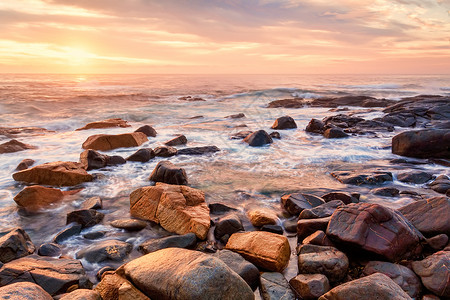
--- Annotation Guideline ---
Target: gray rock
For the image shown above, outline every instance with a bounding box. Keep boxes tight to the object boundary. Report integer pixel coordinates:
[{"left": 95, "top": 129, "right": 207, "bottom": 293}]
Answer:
[
  {"left": 208, "top": 203, "right": 238, "bottom": 215},
  {"left": 138, "top": 233, "right": 197, "bottom": 254},
  {"left": 429, "top": 175, "right": 450, "bottom": 194},
  {"left": 426, "top": 234, "right": 448, "bottom": 250},
  {"left": 305, "top": 119, "right": 325, "bottom": 134},
  {"left": 153, "top": 146, "right": 177, "bottom": 157},
  {"left": 76, "top": 240, "right": 132, "bottom": 263},
  {"left": 259, "top": 272, "right": 295, "bottom": 300},
  {"left": 37, "top": 243, "right": 61, "bottom": 257},
  {"left": 0, "top": 227, "right": 35, "bottom": 263},
  {"left": 52, "top": 223, "right": 82, "bottom": 244},
  {"left": 261, "top": 225, "right": 284, "bottom": 235},
  {"left": 392, "top": 129, "right": 450, "bottom": 159},
  {"left": 372, "top": 187, "right": 400, "bottom": 197},
  {"left": 79, "top": 149, "right": 108, "bottom": 170},
  {"left": 110, "top": 219, "right": 147, "bottom": 231}
]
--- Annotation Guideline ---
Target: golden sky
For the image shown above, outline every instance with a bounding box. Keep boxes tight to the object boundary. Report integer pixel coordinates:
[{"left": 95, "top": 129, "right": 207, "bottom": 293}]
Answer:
[{"left": 1, "top": 0, "right": 449, "bottom": 74}]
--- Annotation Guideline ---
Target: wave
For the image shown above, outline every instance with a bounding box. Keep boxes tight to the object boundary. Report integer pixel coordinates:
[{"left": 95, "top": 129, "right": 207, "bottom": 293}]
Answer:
[
  {"left": 345, "top": 84, "right": 402, "bottom": 90},
  {"left": 223, "top": 88, "right": 316, "bottom": 99}
]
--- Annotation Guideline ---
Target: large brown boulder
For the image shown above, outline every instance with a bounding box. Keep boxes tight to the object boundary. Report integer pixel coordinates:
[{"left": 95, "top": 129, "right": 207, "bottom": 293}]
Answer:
[
  {"left": 59, "top": 289, "right": 101, "bottom": 300},
  {"left": 326, "top": 203, "right": 423, "bottom": 262},
  {"left": 149, "top": 161, "right": 188, "bottom": 185},
  {"left": 398, "top": 196, "right": 450, "bottom": 236},
  {"left": 225, "top": 231, "right": 290, "bottom": 272},
  {"left": 130, "top": 183, "right": 210, "bottom": 239},
  {"left": 13, "top": 186, "right": 64, "bottom": 213},
  {"left": 95, "top": 271, "right": 149, "bottom": 300},
  {"left": 412, "top": 251, "right": 450, "bottom": 298},
  {"left": 0, "top": 228, "right": 35, "bottom": 263},
  {"left": 122, "top": 248, "right": 254, "bottom": 300},
  {"left": 12, "top": 161, "right": 93, "bottom": 186},
  {"left": 82, "top": 132, "right": 148, "bottom": 151},
  {"left": 318, "top": 273, "right": 412, "bottom": 300},
  {"left": 76, "top": 118, "right": 130, "bottom": 130},
  {"left": 0, "top": 282, "right": 53, "bottom": 300},
  {"left": 0, "top": 255, "right": 90, "bottom": 296},
  {"left": 0, "top": 139, "right": 37, "bottom": 154},
  {"left": 392, "top": 129, "right": 450, "bottom": 158}
]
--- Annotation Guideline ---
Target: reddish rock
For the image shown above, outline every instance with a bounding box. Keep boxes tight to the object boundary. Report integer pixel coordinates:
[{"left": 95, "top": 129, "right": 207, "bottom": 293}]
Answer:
[
  {"left": 0, "top": 139, "right": 37, "bottom": 154},
  {"left": 281, "top": 193, "right": 325, "bottom": 215},
  {"left": 76, "top": 118, "right": 130, "bottom": 130},
  {"left": 82, "top": 132, "right": 148, "bottom": 151},
  {"left": 271, "top": 116, "right": 297, "bottom": 130},
  {"left": 95, "top": 272, "right": 149, "bottom": 300},
  {"left": 392, "top": 129, "right": 450, "bottom": 158},
  {"left": 13, "top": 185, "right": 65, "bottom": 212},
  {"left": 426, "top": 234, "right": 448, "bottom": 250},
  {"left": 429, "top": 175, "right": 450, "bottom": 194},
  {"left": 15, "top": 158, "right": 35, "bottom": 171},
  {"left": 298, "top": 217, "right": 331, "bottom": 240},
  {"left": 290, "top": 274, "right": 330, "bottom": 300},
  {"left": 331, "top": 171, "right": 393, "bottom": 185},
  {"left": 412, "top": 251, "right": 450, "bottom": 298},
  {"left": 60, "top": 289, "right": 101, "bottom": 300},
  {"left": 79, "top": 149, "right": 108, "bottom": 170},
  {"left": 326, "top": 203, "right": 423, "bottom": 261},
  {"left": 164, "top": 135, "right": 187, "bottom": 146},
  {"left": 302, "top": 230, "right": 334, "bottom": 247}
]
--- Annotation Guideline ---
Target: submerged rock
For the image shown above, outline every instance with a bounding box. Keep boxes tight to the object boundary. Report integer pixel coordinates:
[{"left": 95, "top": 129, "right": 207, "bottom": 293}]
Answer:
[
  {"left": 392, "top": 129, "right": 450, "bottom": 158},
  {"left": 0, "top": 139, "right": 37, "bottom": 154},
  {"left": 243, "top": 130, "right": 273, "bottom": 147},
  {"left": 225, "top": 113, "right": 245, "bottom": 119},
  {"left": 81, "top": 196, "right": 102, "bottom": 210},
  {"left": 82, "top": 132, "right": 148, "bottom": 151},
  {"left": 76, "top": 240, "right": 132, "bottom": 263},
  {"left": 52, "top": 223, "right": 82, "bottom": 244},
  {"left": 177, "top": 146, "right": 220, "bottom": 155},
  {"left": 0, "top": 227, "right": 35, "bottom": 263},
  {"left": 323, "top": 128, "right": 349, "bottom": 139},
  {"left": 37, "top": 243, "right": 61, "bottom": 257},
  {"left": 76, "top": 118, "right": 130, "bottom": 131},
  {"left": 135, "top": 125, "right": 157, "bottom": 137},
  {"left": 305, "top": 118, "right": 326, "bottom": 134},
  {"left": 397, "top": 170, "right": 433, "bottom": 184},
  {"left": 149, "top": 160, "right": 188, "bottom": 185}
]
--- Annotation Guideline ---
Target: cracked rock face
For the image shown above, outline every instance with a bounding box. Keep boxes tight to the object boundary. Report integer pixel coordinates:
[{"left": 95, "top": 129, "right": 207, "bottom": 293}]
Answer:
[
  {"left": 412, "top": 251, "right": 450, "bottom": 298},
  {"left": 259, "top": 272, "right": 295, "bottom": 300},
  {"left": 82, "top": 132, "right": 148, "bottom": 151}
]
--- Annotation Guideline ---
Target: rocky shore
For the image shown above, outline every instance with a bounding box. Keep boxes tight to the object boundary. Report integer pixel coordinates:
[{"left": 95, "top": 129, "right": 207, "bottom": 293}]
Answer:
[{"left": 0, "top": 95, "right": 449, "bottom": 299}]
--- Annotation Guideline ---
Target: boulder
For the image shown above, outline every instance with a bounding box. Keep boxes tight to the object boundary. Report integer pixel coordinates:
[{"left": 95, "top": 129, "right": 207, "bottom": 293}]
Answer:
[
  {"left": 429, "top": 175, "right": 450, "bottom": 194},
  {"left": 67, "top": 209, "right": 104, "bottom": 228},
  {"left": 0, "top": 139, "right": 36, "bottom": 154},
  {"left": 269, "top": 131, "right": 281, "bottom": 139},
  {"left": 79, "top": 149, "right": 108, "bottom": 170},
  {"left": 15, "top": 158, "right": 35, "bottom": 171},
  {"left": 330, "top": 171, "right": 393, "bottom": 185},
  {"left": 243, "top": 130, "right": 273, "bottom": 147},
  {"left": 37, "top": 243, "right": 61, "bottom": 257},
  {"left": 247, "top": 208, "right": 278, "bottom": 227},
  {"left": 81, "top": 196, "right": 102, "bottom": 210},
  {"left": 322, "top": 192, "right": 358, "bottom": 204},
  {"left": 213, "top": 249, "right": 260, "bottom": 290},
  {"left": 289, "top": 274, "right": 330, "bottom": 300},
  {"left": 12, "top": 161, "right": 93, "bottom": 186},
  {"left": 177, "top": 146, "right": 220, "bottom": 155},
  {"left": 76, "top": 118, "right": 130, "bottom": 130},
  {"left": 259, "top": 272, "right": 296, "bottom": 300},
  {"left": 95, "top": 272, "right": 149, "bottom": 300},
  {"left": 392, "top": 129, "right": 450, "bottom": 158},
  {"left": 397, "top": 171, "right": 433, "bottom": 184},
  {"left": 135, "top": 125, "right": 157, "bottom": 137},
  {"left": 0, "top": 255, "right": 90, "bottom": 296},
  {"left": 372, "top": 187, "right": 400, "bottom": 197},
  {"left": 0, "top": 227, "right": 35, "bottom": 263},
  {"left": 76, "top": 240, "right": 132, "bottom": 263},
  {"left": 302, "top": 230, "right": 334, "bottom": 247},
  {"left": 52, "top": 223, "right": 82, "bottom": 244},
  {"left": 323, "top": 128, "right": 349, "bottom": 138},
  {"left": 106, "top": 155, "right": 127, "bottom": 165},
  {"left": 153, "top": 146, "right": 178, "bottom": 157},
  {"left": 297, "top": 244, "right": 349, "bottom": 282},
  {"left": 13, "top": 185, "right": 64, "bottom": 213},
  {"left": 126, "top": 148, "right": 155, "bottom": 162},
  {"left": 225, "top": 231, "right": 290, "bottom": 272},
  {"left": 318, "top": 273, "right": 412, "bottom": 300},
  {"left": 363, "top": 261, "right": 421, "bottom": 298},
  {"left": 149, "top": 161, "right": 188, "bottom": 185},
  {"left": 261, "top": 225, "right": 284, "bottom": 235},
  {"left": 59, "top": 289, "right": 101, "bottom": 300},
  {"left": 297, "top": 217, "right": 331, "bottom": 240},
  {"left": 398, "top": 196, "right": 450, "bottom": 236},
  {"left": 0, "top": 282, "right": 53, "bottom": 300},
  {"left": 164, "top": 135, "right": 187, "bottom": 146},
  {"left": 214, "top": 213, "right": 244, "bottom": 240},
  {"left": 110, "top": 219, "right": 147, "bottom": 231},
  {"left": 138, "top": 233, "right": 197, "bottom": 254},
  {"left": 305, "top": 119, "right": 325, "bottom": 134},
  {"left": 326, "top": 203, "right": 423, "bottom": 261},
  {"left": 412, "top": 251, "right": 450, "bottom": 298},
  {"left": 82, "top": 132, "right": 148, "bottom": 151},
  {"left": 299, "top": 200, "right": 344, "bottom": 219},
  {"left": 130, "top": 183, "right": 210, "bottom": 239},
  {"left": 281, "top": 193, "right": 325, "bottom": 215},
  {"left": 426, "top": 234, "right": 448, "bottom": 250},
  {"left": 271, "top": 116, "right": 297, "bottom": 130},
  {"left": 123, "top": 248, "right": 254, "bottom": 300}
]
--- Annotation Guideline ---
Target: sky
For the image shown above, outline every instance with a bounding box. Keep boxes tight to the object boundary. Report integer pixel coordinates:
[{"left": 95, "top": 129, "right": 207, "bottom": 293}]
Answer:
[{"left": 0, "top": 0, "right": 449, "bottom": 74}]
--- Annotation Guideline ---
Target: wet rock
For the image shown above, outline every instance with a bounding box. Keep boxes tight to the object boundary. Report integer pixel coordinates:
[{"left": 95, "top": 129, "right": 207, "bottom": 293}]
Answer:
[
  {"left": 259, "top": 272, "right": 295, "bottom": 300},
  {"left": 392, "top": 129, "right": 450, "bottom": 158},
  {"left": 225, "top": 231, "right": 290, "bottom": 272},
  {"left": 177, "top": 145, "right": 220, "bottom": 155},
  {"left": 372, "top": 187, "right": 400, "bottom": 197},
  {"left": 302, "top": 230, "right": 334, "bottom": 247},
  {"left": 297, "top": 244, "right": 349, "bottom": 282},
  {"left": 96, "top": 266, "right": 115, "bottom": 281},
  {"left": 208, "top": 202, "right": 238, "bottom": 215},
  {"left": 323, "top": 114, "right": 364, "bottom": 128},
  {"left": 429, "top": 175, "right": 450, "bottom": 194},
  {"left": 267, "top": 98, "right": 304, "bottom": 108},
  {"left": 13, "top": 161, "right": 93, "bottom": 186},
  {"left": 305, "top": 118, "right": 325, "bottom": 134},
  {"left": 76, "top": 118, "right": 130, "bottom": 131},
  {"left": 83, "top": 231, "right": 106, "bottom": 240},
  {"left": 106, "top": 155, "right": 126, "bottom": 165},
  {"left": 281, "top": 193, "right": 325, "bottom": 215},
  {"left": 314, "top": 95, "right": 392, "bottom": 108},
  {"left": 126, "top": 148, "right": 155, "bottom": 162},
  {"left": 95, "top": 272, "right": 149, "bottom": 300},
  {"left": 261, "top": 225, "right": 284, "bottom": 235},
  {"left": 76, "top": 240, "right": 132, "bottom": 263},
  {"left": 398, "top": 196, "right": 450, "bottom": 236},
  {"left": 13, "top": 185, "right": 64, "bottom": 213},
  {"left": 247, "top": 208, "right": 278, "bottom": 227},
  {"left": 79, "top": 149, "right": 109, "bottom": 170},
  {"left": 243, "top": 130, "right": 273, "bottom": 147},
  {"left": 318, "top": 273, "right": 412, "bottom": 300},
  {"left": 179, "top": 96, "right": 205, "bottom": 101},
  {"left": 323, "top": 128, "right": 349, "bottom": 138},
  {"left": 67, "top": 209, "right": 105, "bottom": 228},
  {"left": 299, "top": 200, "right": 344, "bottom": 219},
  {"left": 138, "top": 233, "right": 197, "bottom": 254},
  {"left": 327, "top": 203, "right": 423, "bottom": 261},
  {"left": 297, "top": 217, "right": 331, "bottom": 240},
  {"left": 363, "top": 261, "right": 421, "bottom": 298},
  {"left": 110, "top": 219, "right": 147, "bottom": 231},
  {"left": 283, "top": 218, "right": 298, "bottom": 233},
  {"left": 213, "top": 249, "right": 260, "bottom": 290},
  {"left": 426, "top": 234, "right": 448, "bottom": 250},
  {"left": 0, "top": 227, "right": 35, "bottom": 263},
  {"left": 322, "top": 192, "right": 358, "bottom": 204},
  {"left": 271, "top": 116, "right": 297, "bottom": 130},
  {"left": 0, "top": 126, "right": 53, "bottom": 137},
  {"left": 0, "top": 255, "right": 90, "bottom": 296},
  {"left": 0, "top": 139, "right": 37, "bottom": 154},
  {"left": 164, "top": 134, "right": 187, "bottom": 146},
  {"left": 422, "top": 294, "right": 441, "bottom": 300},
  {"left": 130, "top": 183, "right": 210, "bottom": 239},
  {"left": 149, "top": 160, "right": 188, "bottom": 185},
  {"left": 225, "top": 113, "right": 245, "bottom": 119},
  {"left": 214, "top": 213, "right": 244, "bottom": 240},
  {"left": 153, "top": 145, "right": 178, "bottom": 157},
  {"left": 269, "top": 131, "right": 281, "bottom": 139},
  {"left": 331, "top": 171, "right": 393, "bottom": 185},
  {"left": 397, "top": 171, "right": 433, "bottom": 184},
  {"left": 119, "top": 281, "right": 151, "bottom": 300},
  {"left": 81, "top": 196, "right": 102, "bottom": 210},
  {"left": 15, "top": 158, "right": 35, "bottom": 171},
  {"left": 230, "top": 130, "right": 253, "bottom": 140},
  {"left": 52, "top": 223, "right": 82, "bottom": 244},
  {"left": 381, "top": 111, "right": 417, "bottom": 127},
  {"left": 289, "top": 274, "right": 330, "bottom": 300},
  {"left": 0, "top": 282, "right": 53, "bottom": 300},
  {"left": 412, "top": 251, "right": 450, "bottom": 298},
  {"left": 135, "top": 125, "right": 157, "bottom": 137},
  {"left": 82, "top": 132, "right": 148, "bottom": 151},
  {"left": 37, "top": 243, "right": 61, "bottom": 257},
  {"left": 123, "top": 248, "right": 254, "bottom": 300},
  {"left": 59, "top": 289, "right": 101, "bottom": 300}
]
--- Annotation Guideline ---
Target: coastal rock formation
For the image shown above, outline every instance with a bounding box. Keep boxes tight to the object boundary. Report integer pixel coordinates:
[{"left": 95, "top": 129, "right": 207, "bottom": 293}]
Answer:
[
  {"left": 76, "top": 118, "right": 130, "bottom": 130},
  {"left": 126, "top": 148, "right": 155, "bottom": 162},
  {"left": 139, "top": 233, "right": 197, "bottom": 254},
  {"left": 95, "top": 272, "right": 149, "bottom": 300},
  {"left": 164, "top": 134, "right": 187, "bottom": 146},
  {"left": 0, "top": 139, "right": 37, "bottom": 154},
  {"left": 225, "top": 231, "right": 290, "bottom": 272},
  {"left": 411, "top": 251, "right": 450, "bottom": 298},
  {"left": 76, "top": 240, "right": 132, "bottom": 263},
  {"left": 12, "top": 161, "right": 93, "bottom": 186},
  {"left": 259, "top": 272, "right": 295, "bottom": 300},
  {"left": 281, "top": 193, "right": 325, "bottom": 215},
  {"left": 82, "top": 132, "right": 148, "bottom": 151},
  {"left": 327, "top": 203, "right": 423, "bottom": 261},
  {"left": 135, "top": 125, "right": 157, "bottom": 137},
  {"left": 243, "top": 130, "right": 273, "bottom": 147},
  {"left": 271, "top": 116, "right": 297, "bottom": 129},
  {"left": 290, "top": 274, "right": 330, "bottom": 300},
  {"left": 392, "top": 129, "right": 450, "bottom": 158},
  {"left": 0, "top": 282, "right": 53, "bottom": 300},
  {"left": 13, "top": 185, "right": 65, "bottom": 212},
  {"left": 0, "top": 228, "right": 35, "bottom": 263},
  {"left": 123, "top": 248, "right": 254, "bottom": 300},
  {"left": 130, "top": 183, "right": 210, "bottom": 239},
  {"left": 149, "top": 161, "right": 188, "bottom": 185},
  {"left": 177, "top": 145, "right": 220, "bottom": 155}
]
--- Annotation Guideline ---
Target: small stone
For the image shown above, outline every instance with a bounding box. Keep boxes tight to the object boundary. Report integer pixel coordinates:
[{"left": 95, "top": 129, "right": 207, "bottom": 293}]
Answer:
[
  {"left": 37, "top": 243, "right": 61, "bottom": 257},
  {"left": 261, "top": 225, "right": 283, "bottom": 235},
  {"left": 305, "top": 119, "right": 325, "bottom": 134},
  {"left": 426, "top": 234, "right": 449, "bottom": 250},
  {"left": 323, "top": 128, "right": 349, "bottom": 138},
  {"left": 281, "top": 193, "right": 325, "bottom": 215},
  {"left": 269, "top": 131, "right": 281, "bottom": 139},
  {"left": 164, "top": 134, "right": 187, "bottom": 146},
  {"left": 79, "top": 149, "right": 108, "bottom": 170},
  {"left": 52, "top": 223, "right": 82, "bottom": 244},
  {"left": 429, "top": 175, "right": 450, "bottom": 194},
  {"left": 110, "top": 219, "right": 147, "bottom": 231},
  {"left": 126, "top": 148, "right": 155, "bottom": 162},
  {"left": 67, "top": 209, "right": 104, "bottom": 228},
  {"left": 153, "top": 146, "right": 177, "bottom": 157},
  {"left": 0, "top": 139, "right": 37, "bottom": 154},
  {"left": 322, "top": 192, "right": 357, "bottom": 204},
  {"left": 225, "top": 113, "right": 245, "bottom": 119},
  {"left": 135, "top": 125, "right": 157, "bottom": 137},
  {"left": 177, "top": 146, "right": 220, "bottom": 155},
  {"left": 259, "top": 272, "right": 296, "bottom": 300},
  {"left": 289, "top": 274, "right": 330, "bottom": 300},
  {"left": 76, "top": 118, "right": 130, "bottom": 131},
  {"left": 208, "top": 203, "right": 238, "bottom": 215},
  {"left": 106, "top": 155, "right": 127, "bottom": 165},
  {"left": 15, "top": 158, "right": 35, "bottom": 171},
  {"left": 81, "top": 196, "right": 102, "bottom": 210},
  {"left": 247, "top": 208, "right": 278, "bottom": 227},
  {"left": 214, "top": 213, "right": 244, "bottom": 240},
  {"left": 271, "top": 116, "right": 297, "bottom": 130},
  {"left": 96, "top": 266, "right": 115, "bottom": 281},
  {"left": 138, "top": 233, "right": 197, "bottom": 254}
]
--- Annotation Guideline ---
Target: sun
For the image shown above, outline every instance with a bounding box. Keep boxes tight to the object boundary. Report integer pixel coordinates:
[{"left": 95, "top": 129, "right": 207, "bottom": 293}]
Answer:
[{"left": 64, "top": 47, "right": 92, "bottom": 66}]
